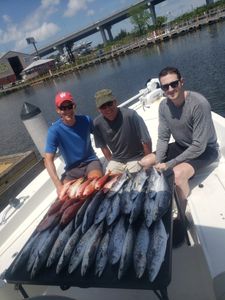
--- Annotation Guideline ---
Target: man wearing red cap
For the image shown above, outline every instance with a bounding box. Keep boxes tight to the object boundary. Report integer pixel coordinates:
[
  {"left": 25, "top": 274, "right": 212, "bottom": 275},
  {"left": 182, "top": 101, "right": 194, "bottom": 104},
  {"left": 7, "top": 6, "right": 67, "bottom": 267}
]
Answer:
[{"left": 45, "top": 91, "right": 103, "bottom": 199}]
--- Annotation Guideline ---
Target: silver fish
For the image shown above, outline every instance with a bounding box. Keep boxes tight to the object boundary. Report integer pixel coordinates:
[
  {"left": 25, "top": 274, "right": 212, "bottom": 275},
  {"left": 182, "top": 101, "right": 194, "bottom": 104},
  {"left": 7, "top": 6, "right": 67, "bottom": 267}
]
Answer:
[
  {"left": 106, "top": 171, "right": 129, "bottom": 199},
  {"left": 94, "top": 196, "right": 111, "bottom": 224},
  {"left": 81, "top": 222, "right": 104, "bottom": 276},
  {"left": 106, "top": 193, "right": 121, "bottom": 226},
  {"left": 108, "top": 216, "right": 126, "bottom": 265},
  {"left": 74, "top": 197, "right": 92, "bottom": 229},
  {"left": 120, "top": 178, "right": 134, "bottom": 214},
  {"left": 95, "top": 230, "right": 111, "bottom": 277},
  {"left": 133, "top": 222, "right": 150, "bottom": 278},
  {"left": 56, "top": 224, "right": 82, "bottom": 274},
  {"left": 144, "top": 192, "right": 156, "bottom": 228},
  {"left": 129, "top": 190, "right": 146, "bottom": 224},
  {"left": 11, "top": 232, "right": 39, "bottom": 274},
  {"left": 131, "top": 169, "right": 148, "bottom": 200},
  {"left": 147, "top": 219, "right": 168, "bottom": 282},
  {"left": 154, "top": 173, "right": 171, "bottom": 221},
  {"left": 68, "top": 223, "right": 98, "bottom": 273},
  {"left": 27, "top": 229, "right": 50, "bottom": 272},
  {"left": 82, "top": 190, "right": 104, "bottom": 233},
  {"left": 31, "top": 225, "right": 60, "bottom": 278},
  {"left": 118, "top": 224, "right": 135, "bottom": 279},
  {"left": 46, "top": 219, "right": 74, "bottom": 268}
]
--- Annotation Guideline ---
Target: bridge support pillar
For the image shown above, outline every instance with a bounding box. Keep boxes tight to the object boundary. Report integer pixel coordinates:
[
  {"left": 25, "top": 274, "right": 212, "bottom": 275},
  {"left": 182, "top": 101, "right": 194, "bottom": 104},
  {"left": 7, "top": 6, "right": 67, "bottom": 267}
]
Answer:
[
  {"left": 65, "top": 42, "right": 75, "bottom": 62},
  {"left": 106, "top": 26, "right": 114, "bottom": 42},
  {"left": 147, "top": 3, "right": 156, "bottom": 25},
  {"left": 99, "top": 26, "right": 108, "bottom": 44},
  {"left": 55, "top": 45, "right": 64, "bottom": 55}
]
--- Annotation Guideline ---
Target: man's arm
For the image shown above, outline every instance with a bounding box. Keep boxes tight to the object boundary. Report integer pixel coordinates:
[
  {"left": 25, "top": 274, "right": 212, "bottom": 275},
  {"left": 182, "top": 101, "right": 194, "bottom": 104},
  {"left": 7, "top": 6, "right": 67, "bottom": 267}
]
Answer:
[
  {"left": 142, "top": 141, "right": 152, "bottom": 155},
  {"left": 44, "top": 152, "right": 63, "bottom": 198},
  {"left": 101, "top": 146, "right": 112, "bottom": 161}
]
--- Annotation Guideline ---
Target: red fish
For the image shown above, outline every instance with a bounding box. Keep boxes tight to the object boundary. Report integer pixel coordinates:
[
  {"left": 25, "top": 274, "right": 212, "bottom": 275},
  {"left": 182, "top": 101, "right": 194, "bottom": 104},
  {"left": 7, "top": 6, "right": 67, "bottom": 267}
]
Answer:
[
  {"left": 36, "top": 211, "right": 62, "bottom": 232},
  {"left": 47, "top": 200, "right": 63, "bottom": 216},
  {"left": 75, "top": 178, "right": 93, "bottom": 199},
  {"left": 82, "top": 178, "right": 98, "bottom": 198},
  {"left": 60, "top": 200, "right": 84, "bottom": 226},
  {"left": 67, "top": 177, "right": 85, "bottom": 199},
  {"left": 102, "top": 174, "right": 121, "bottom": 193},
  {"left": 59, "top": 197, "right": 78, "bottom": 213},
  {"left": 94, "top": 171, "right": 111, "bottom": 190},
  {"left": 59, "top": 179, "right": 76, "bottom": 201}
]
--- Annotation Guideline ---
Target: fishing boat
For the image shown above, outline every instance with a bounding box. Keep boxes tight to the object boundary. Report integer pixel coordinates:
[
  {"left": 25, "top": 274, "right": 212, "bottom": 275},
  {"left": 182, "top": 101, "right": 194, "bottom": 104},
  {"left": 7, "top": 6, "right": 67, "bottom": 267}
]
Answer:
[{"left": 0, "top": 79, "right": 225, "bottom": 300}]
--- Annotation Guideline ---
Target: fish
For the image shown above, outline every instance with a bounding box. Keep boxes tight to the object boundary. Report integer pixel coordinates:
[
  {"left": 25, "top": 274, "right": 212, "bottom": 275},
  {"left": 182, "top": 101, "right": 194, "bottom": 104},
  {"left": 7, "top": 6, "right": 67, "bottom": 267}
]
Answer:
[
  {"left": 94, "top": 172, "right": 111, "bottom": 190},
  {"left": 82, "top": 178, "right": 98, "bottom": 198},
  {"left": 74, "top": 197, "right": 92, "bottom": 229},
  {"left": 46, "top": 219, "right": 74, "bottom": 268},
  {"left": 120, "top": 178, "right": 134, "bottom": 214},
  {"left": 68, "top": 223, "right": 98, "bottom": 273},
  {"left": 106, "top": 171, "right": 129, "bottom": 199},
  {"left": 11, "top": 232, "right": 40, "bottom": 274},
  {"left": 154, "top": 175, "right": 171, "bottom": 221},
  {"left": 56, "top": 224, "right": 82, "bottom": 274},
  {"left": 47, "top": 199, "right": 63, "bottom": 216},
  {"left": 81, "top": 222, "right": 104, "bottom": 276},
  {"left": 106, "top": 193, "right": 121, "bottom": 226},
  {"left": 102, "top": 174, "right": 121, "bottom": 193},
  {"left": 26, "top": 230, "right": 50, "bottom": 273},
  {"left": 36, "top": 210, "right": 62, "bottom": 232},
  {"left": 133, "top": 222, "right": 150, "bottom": 278},
  {"left": 147, "top": 219, "right": 168, "bottom": 282},
  {"left": 118, "top": 224, "right": 135, "bottom": 279},
  {"left": 108, "top": 215, "right": 126, "bottom": 265},
  {"left": 81, "top": 190, "right": 104, "bottom": 233},
  {"left": 67, "top": 177, "right": 85, "bottom": 199},
  {"left": 59, "top": 197, "right": 77, "bottom": 214},
  {"left": 75, "top": 178, "right": 93, "bottom": 199},
  {"left": 131, "top": 169, "right": 148, "bottom": 200},
  {"left": 129, "top": 190, "right": 146, "bottom": 224},
  {"left": 144, "top": 192, "right": 156, "bottom": 228},
  {"left": 95, "top": 230, "right": 111, "bottom": 277},
  {"left": 60, "top": 200, "right": 84, "bottom": 226},
  {"left": 31, "top": 225, "right": 60, "bottom": 278},
  {"left": 59, "top": 179, "right": 76, "bottom": 201},
  {"left": 94, "top": 196, "right": 111, "bottom": 224}
]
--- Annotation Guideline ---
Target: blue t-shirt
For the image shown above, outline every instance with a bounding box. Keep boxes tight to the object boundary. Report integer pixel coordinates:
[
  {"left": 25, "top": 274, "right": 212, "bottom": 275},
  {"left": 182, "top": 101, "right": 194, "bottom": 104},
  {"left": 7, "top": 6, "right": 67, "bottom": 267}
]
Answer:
[{"left": 45, "top": 115, "right": 97, "bottom": 170}]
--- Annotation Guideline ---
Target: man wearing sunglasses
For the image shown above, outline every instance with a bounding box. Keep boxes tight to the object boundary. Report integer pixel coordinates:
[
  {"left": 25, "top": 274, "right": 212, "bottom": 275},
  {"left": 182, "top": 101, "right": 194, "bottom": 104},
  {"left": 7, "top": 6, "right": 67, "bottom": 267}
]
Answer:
[
  {"left": 139, "top": 66, "right": 219, "bottom": 247},
  {"left": 93, "top": 88, "right": 152, "bottom": 174},
  {"left": 45, "top": 91, "right": 103, "bottom": 199}
]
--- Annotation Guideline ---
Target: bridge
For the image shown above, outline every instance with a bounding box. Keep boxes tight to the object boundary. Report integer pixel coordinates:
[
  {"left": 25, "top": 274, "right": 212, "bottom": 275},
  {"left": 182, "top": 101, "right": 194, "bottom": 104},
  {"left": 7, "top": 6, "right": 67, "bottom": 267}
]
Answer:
[{"left": 33, "top": 0, "right": 165, "bottom": 59}]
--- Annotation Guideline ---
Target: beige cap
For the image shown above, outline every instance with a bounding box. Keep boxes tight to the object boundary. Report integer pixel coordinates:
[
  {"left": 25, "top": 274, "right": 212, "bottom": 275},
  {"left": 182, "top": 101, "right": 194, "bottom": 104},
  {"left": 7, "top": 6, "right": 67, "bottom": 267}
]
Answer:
[{"left": 95, "top": 89, "right": 115, "bottom": 108}]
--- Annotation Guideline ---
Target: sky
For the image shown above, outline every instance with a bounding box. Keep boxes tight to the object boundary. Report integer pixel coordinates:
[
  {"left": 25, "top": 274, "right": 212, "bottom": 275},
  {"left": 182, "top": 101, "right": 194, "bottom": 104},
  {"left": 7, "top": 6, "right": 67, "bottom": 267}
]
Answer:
[{"left": 0, "top": 0, "right": 208, "bottom": 56}]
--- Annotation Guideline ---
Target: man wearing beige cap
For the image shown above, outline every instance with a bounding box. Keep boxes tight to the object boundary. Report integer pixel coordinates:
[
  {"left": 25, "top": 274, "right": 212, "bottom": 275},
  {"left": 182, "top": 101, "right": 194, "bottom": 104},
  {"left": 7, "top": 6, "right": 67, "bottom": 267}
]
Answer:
[
  {"left": 93, "top": 89, "right": 152, "bottom": 174},
  {"left": 45, "top": 91, "right": 103, "bottom": 199}
]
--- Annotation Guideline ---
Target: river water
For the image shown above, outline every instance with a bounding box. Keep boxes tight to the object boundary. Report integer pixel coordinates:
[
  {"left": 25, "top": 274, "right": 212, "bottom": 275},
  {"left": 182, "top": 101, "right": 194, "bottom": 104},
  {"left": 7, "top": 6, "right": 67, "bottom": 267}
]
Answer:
[{"left": 1, "top": 22, "right": 225, "bottom": 157}]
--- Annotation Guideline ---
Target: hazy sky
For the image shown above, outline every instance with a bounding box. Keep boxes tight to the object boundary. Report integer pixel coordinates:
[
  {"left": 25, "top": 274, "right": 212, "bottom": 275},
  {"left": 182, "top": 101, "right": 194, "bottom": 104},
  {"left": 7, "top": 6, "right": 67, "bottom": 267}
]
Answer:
[{"left": 0, "top": 0, "right": 209, "bottom": 55}]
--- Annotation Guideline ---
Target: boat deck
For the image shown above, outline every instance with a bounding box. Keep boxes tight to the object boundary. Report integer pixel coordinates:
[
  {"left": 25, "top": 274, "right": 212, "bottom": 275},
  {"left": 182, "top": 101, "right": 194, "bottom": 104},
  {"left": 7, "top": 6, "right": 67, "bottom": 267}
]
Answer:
[{"left": 1, "top": 97, "right": 225, "bottom": 300}]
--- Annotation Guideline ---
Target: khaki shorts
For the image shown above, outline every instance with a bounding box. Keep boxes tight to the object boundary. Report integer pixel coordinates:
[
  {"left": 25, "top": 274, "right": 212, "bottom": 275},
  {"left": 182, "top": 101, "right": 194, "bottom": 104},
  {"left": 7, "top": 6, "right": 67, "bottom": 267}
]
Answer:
[
  {"left": 62, "top": 160, "right": 102, "bottom": 180},
  {"left": 106, "top": 160, "right": 142, "bottom": 174}
]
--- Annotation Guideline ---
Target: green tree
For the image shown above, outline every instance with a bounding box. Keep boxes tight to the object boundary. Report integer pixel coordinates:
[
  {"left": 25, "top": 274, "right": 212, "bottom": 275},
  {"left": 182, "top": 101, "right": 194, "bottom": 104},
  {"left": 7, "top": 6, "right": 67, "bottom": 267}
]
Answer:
[{"left": 129, "top": 4, "right": 151, "bottom": 35}]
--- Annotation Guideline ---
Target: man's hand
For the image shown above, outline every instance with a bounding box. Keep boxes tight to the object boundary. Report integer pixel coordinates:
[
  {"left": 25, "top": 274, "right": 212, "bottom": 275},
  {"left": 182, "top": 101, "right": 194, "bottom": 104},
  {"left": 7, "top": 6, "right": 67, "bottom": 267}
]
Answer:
[{"left": 154, "top": 162, "right": 168, "bottom": 172}]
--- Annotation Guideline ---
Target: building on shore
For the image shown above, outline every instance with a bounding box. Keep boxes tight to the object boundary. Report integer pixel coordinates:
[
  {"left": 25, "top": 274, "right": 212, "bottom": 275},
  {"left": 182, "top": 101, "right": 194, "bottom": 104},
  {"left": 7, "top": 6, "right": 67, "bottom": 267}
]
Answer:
[
  {"left": 0, "top": 51, "right": 33, "bottom": 88},
  {"left": 21, "top": 58, "right": 56, "bottom": 80}
]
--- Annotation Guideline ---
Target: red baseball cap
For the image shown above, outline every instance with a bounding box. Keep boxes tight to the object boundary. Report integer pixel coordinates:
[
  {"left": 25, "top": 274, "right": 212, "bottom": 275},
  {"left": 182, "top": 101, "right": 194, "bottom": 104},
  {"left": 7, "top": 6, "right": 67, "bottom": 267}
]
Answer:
[{"left": 55, "top": 91, "right": 74, "bottom": 107}]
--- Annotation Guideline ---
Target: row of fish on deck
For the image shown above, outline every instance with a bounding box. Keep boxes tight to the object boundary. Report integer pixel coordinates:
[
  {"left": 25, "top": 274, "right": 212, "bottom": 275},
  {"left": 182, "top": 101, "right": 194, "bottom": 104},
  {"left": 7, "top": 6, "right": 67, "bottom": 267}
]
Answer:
[{"left": 10, "top": 167, "right": 172, "bottom": 283}]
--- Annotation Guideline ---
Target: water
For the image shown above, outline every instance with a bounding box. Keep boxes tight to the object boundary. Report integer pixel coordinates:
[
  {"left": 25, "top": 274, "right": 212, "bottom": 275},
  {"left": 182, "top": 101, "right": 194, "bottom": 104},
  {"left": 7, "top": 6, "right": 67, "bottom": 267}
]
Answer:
[{"left": 1, "top": 22, "right": 225, "bottom": 156}]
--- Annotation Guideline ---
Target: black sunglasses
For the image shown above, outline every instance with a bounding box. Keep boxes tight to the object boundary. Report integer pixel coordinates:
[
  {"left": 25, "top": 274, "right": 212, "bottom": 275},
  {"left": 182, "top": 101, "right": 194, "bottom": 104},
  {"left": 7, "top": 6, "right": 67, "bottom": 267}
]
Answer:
[
  {"left": 160, "top": 80, "right": 180, "bottom": 91},
  {"left": 59, "top": 103, "right": 74, "bottom": 111},
  {"left": 99, "top": 101, "right": 114, "bottom": 110}
]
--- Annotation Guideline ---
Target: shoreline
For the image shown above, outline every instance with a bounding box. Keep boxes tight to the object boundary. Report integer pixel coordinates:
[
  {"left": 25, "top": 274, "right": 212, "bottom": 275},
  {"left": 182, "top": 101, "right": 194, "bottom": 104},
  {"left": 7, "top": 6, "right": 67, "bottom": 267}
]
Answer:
[{"left": 1, "top": 8, "right": 225, "bottom": 97}]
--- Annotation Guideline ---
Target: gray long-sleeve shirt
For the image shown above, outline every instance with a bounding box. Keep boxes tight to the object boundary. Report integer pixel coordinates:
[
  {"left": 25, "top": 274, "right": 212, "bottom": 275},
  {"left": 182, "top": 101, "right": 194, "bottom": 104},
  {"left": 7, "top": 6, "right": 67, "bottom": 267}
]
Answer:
[{"left": 156, "top": 91, "right": 218, "bottom": 169}]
